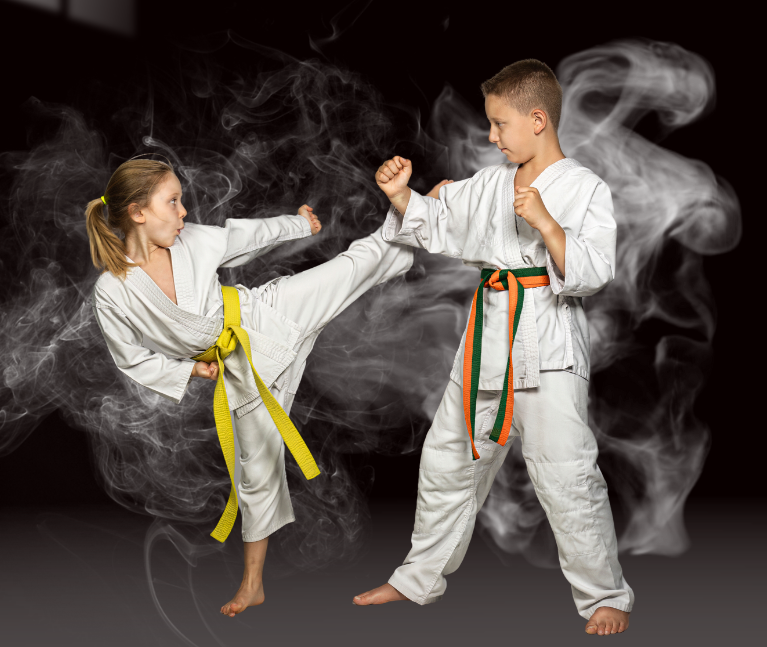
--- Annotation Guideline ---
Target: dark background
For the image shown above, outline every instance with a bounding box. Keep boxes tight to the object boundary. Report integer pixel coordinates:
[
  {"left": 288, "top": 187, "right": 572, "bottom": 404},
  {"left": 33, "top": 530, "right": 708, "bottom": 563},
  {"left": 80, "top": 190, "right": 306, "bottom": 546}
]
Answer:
[
  {"left": 0, "top": 2, "right": 762, "bottom": 646},
  {"left": 0, "top": 0, "right": 758, "bottom": 504}
]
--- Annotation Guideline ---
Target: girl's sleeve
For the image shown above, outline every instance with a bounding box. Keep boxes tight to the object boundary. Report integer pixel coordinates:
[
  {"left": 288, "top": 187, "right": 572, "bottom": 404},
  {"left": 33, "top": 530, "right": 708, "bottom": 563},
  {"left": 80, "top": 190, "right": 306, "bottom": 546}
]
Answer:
[
  {"left": 93, "top": 301, "right": 196, "bottom": 404},
  {"left": 218, "top": 214, "right": 312, "bottom": 268},
  {"left": 546, "top": 180, "right": 617, "bottom": 297},
  {"left": 381, "top": 169, "right": 486, "bottom": 257}
]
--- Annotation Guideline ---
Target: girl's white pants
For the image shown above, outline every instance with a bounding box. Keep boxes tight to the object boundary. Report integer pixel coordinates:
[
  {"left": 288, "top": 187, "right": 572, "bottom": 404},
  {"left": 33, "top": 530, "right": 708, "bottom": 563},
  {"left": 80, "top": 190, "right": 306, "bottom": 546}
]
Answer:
[{"left": 229, "top": 227, "right": 412, "bottom": 543}]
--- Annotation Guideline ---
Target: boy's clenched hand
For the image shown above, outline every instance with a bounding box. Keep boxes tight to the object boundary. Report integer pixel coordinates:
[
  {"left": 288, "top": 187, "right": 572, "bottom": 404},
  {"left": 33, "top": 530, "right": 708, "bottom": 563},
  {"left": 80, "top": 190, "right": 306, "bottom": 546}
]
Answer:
[
  {"left": 376, "top": 156, "right": 412, "bottom": 214},
  {"left": 514, "top": 186, "right": 554, "bottom": 231},
  {"left": 515, "top": 185, "right": 567, "bottom": 276},
  {"left": 298, "top": 204, "right": 322, "bottom": 235}
]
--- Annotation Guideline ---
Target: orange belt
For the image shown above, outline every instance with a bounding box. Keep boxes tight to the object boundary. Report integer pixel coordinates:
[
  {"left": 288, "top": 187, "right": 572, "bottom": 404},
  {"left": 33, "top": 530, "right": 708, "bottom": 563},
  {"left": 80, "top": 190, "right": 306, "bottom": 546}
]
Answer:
[{"left": 463, "top": 267, "right": 550, "bottom": 459}]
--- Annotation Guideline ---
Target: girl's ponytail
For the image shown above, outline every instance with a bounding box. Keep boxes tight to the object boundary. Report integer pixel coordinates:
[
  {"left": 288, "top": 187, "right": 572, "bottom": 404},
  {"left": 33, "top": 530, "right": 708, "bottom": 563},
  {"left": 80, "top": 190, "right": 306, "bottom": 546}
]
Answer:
[{"left": 85, "top": 197, "right": 135, "bottom": 279}]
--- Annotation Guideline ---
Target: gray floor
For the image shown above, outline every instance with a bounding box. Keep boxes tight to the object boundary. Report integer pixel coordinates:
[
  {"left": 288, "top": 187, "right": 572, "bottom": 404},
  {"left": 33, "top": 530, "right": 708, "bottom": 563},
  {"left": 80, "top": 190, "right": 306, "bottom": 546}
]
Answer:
[{"left": 1, "top": 497, "right": 763, "bottom": 646}]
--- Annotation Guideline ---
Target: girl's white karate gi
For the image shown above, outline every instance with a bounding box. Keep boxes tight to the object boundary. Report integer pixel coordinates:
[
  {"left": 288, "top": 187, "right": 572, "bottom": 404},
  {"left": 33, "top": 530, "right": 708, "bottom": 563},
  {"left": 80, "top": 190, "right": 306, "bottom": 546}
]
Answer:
[
  {"left": 381, "top": 158, "right": 634, "bottom": 619},
  {"left": 92, "top": 215, "right": 413, "bottom": 541}
]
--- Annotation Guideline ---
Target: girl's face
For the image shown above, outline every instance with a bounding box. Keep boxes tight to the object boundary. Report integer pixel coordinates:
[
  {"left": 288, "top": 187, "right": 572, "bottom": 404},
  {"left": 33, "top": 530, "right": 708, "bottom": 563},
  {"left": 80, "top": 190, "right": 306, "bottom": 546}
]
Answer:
[{"left": 135, "top": 173, "right": 187, "bottom": 248}]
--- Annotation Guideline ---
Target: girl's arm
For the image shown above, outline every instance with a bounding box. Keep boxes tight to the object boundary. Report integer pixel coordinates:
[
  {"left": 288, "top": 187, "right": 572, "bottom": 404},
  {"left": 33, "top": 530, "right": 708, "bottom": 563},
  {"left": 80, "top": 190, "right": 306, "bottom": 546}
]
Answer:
[
  {"left": 218, "top": 206, "right": 318, "bottom": 269},
  {"left": 93, "top": 302, "right": 197, "bottom": 404}
]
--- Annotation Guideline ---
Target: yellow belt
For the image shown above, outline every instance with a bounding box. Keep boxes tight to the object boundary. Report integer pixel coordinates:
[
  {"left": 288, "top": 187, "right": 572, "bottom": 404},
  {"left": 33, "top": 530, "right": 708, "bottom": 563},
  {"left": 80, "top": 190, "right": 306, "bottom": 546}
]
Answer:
[{"left": 192, "top": 286, "right": 320, "bottom": 543}]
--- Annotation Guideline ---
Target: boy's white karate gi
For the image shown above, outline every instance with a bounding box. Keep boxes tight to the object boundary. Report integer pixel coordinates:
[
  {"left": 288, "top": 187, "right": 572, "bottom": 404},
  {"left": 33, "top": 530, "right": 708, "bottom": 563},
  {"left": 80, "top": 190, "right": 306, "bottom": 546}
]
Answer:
[
  {"left": 92, "top": 215, "right": 413, "bottom": 541},
  {"left": 381, "top": 158, "right": 634, "bottom": 619}
]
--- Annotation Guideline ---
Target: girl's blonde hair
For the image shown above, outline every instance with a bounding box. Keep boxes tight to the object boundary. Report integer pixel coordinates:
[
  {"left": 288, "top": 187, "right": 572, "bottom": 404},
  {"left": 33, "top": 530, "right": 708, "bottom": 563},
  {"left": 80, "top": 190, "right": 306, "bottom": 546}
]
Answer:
[{"left": 85, "top": 159, "right": 174, "bottom": 279}]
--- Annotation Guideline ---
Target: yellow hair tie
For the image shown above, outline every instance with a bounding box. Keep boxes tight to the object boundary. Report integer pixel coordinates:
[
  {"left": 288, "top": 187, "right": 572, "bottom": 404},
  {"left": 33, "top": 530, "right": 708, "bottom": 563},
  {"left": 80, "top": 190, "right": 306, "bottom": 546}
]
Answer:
[{"left": 100, "top": 196, "right": 107, "bottom": 205}]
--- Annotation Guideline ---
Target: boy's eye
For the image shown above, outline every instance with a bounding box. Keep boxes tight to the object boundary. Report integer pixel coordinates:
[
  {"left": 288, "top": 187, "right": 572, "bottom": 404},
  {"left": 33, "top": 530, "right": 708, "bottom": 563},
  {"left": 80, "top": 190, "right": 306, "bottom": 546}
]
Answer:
[{"left": 171, "top": 198, "right": 177, "bottom": 204}]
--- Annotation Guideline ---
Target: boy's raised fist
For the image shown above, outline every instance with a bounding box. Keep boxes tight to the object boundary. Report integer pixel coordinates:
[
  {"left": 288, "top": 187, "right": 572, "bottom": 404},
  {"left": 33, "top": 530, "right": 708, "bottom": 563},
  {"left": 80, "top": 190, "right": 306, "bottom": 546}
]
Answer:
[{"left": 376, "top": 156, "right": 412, "bottom": 198}]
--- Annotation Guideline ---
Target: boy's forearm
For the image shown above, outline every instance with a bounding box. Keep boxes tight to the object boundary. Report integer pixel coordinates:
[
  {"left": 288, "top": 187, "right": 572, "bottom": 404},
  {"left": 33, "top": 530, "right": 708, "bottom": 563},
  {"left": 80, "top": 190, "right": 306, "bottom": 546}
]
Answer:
[
  {"left": 539, "top": 219, "right": 567, "bottom": 276},
  {"left": 389, "top": 187, "right": 412, "bottom": 215}
]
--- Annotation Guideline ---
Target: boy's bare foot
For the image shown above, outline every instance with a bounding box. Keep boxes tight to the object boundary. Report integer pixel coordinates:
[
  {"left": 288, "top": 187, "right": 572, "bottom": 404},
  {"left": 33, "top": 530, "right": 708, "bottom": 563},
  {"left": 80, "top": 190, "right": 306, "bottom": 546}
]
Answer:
[
  {"left": 220, "top": 579, "right": 265, "bottom": 617},
  {"left": 585, "top": 607, "right": 630, "bottom": 635},
  {"left": 352, "top": 583, "right": 409, "bottom": 605}
]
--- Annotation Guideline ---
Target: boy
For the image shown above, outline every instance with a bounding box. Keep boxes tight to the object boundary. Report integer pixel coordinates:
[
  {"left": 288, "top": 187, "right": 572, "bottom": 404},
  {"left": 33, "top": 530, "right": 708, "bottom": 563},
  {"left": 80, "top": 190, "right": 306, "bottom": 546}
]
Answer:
[{"left": 352, "top": 59, "right": 633, "bottom": 636}]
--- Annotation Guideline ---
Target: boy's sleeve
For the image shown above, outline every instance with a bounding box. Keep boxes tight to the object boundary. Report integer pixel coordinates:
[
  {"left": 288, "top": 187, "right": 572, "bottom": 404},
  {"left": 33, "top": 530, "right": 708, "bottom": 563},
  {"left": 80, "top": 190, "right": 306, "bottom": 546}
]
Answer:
[
  {"left": 381, "top": 175, "right": 477, "bottom": 257},
  {"left": 546, "top": 180, "right": 617, "bottom": 297},
  {"left": 93, "top": 301, "right": 196, "bottom": 404},
  {"left": 218, "top": 214, "right": 312, "bottom": 268}
]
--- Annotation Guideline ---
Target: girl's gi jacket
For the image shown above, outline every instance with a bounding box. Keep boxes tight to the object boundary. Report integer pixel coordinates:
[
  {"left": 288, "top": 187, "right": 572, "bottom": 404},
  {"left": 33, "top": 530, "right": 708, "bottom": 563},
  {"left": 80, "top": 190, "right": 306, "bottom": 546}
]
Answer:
[
  {"left": 382, "top": 158, "right": 617, "bottom": 391},
  {"left": 91, "top": 214, "right": 312, "bottom": 411}
]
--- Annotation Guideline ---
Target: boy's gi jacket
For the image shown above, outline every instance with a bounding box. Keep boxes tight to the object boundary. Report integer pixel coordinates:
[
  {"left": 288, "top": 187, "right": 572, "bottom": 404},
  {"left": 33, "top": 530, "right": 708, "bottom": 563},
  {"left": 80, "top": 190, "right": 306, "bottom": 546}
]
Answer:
[
  {"left": 91, "top": 215, "right": 313, "bottom": 410},
  {"left": 382, "top": 158, "right": 617, "bottom": 391}
]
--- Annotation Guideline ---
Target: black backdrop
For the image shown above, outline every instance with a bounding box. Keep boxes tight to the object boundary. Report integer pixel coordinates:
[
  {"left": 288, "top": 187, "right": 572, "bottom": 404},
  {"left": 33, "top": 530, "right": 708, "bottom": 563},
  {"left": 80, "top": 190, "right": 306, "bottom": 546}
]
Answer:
[{"left": 0, "top": 0, "right": 759, "bottom": 508}]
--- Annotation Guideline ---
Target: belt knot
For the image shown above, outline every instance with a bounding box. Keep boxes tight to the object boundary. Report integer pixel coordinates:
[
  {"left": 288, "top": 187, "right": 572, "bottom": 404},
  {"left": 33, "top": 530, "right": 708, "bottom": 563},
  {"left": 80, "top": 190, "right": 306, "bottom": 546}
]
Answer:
[{"left": 215, "top": 326, "right": 237, "bottom": 359}]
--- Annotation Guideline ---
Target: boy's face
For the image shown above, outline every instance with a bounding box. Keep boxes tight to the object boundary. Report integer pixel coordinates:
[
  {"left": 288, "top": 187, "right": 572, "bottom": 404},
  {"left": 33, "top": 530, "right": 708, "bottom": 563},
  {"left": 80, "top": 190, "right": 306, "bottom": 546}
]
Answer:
[{"left": 485, "top": 94, "right": 537, "bottom": 164}]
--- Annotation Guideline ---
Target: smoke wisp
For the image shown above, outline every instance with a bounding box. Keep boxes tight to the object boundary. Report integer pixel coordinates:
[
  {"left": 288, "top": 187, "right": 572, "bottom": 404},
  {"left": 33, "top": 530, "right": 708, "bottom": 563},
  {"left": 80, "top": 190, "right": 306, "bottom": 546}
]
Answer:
[{"left": 0, "top": 36, "right": 740, "bottom": 597}]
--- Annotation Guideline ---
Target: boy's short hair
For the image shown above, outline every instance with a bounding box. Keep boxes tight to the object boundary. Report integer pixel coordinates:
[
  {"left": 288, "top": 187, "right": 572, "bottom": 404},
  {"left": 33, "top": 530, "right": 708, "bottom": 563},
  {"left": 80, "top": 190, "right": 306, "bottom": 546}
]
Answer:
[{"left": 481, "top": 59, "right": 562, "bottom": 130}]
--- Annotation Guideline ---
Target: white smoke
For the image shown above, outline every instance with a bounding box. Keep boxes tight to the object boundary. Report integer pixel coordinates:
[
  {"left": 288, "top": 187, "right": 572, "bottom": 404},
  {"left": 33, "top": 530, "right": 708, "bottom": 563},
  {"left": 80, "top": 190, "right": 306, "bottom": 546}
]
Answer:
[
  {"left": 0, "top": 37, "right": 739, "bottom": 600},
  {"left": 475, "top": 40, "right": 740, "bottom": 564}
]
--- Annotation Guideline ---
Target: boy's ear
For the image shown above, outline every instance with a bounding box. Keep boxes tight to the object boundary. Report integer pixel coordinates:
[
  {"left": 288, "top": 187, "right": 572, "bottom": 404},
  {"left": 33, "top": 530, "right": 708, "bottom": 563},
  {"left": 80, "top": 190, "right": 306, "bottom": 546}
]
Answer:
[{"left": 532, "top": 108, "right": 548, "bottom": 135}]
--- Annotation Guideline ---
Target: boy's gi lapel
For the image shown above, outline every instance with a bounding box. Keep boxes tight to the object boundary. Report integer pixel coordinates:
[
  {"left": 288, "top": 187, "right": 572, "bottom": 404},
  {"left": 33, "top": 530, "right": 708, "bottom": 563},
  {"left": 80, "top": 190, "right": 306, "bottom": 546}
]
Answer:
[
  {"left": 501, "top": 162, "right": 541, "bottom": 390},
  {"left": 531, "top": 157, "right": 583, "bottom": 195},
  {"left": 501, "top": 163, "right": 524, "bottom": 269}
]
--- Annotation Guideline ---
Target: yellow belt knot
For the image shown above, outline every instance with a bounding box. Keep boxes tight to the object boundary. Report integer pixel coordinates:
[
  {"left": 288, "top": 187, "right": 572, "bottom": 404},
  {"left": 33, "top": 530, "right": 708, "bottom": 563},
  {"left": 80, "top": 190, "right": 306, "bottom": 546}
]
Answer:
[{"left": 192, "top": 286, "right": 320, "bottom": 543}]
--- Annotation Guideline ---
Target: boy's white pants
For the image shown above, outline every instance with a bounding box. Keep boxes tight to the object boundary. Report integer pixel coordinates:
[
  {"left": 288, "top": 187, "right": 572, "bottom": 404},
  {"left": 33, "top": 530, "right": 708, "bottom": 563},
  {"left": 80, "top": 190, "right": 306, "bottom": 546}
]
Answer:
[
  {"left": 388, "top": 371, "right": 634, "bottom": 620},
  {"left": 229, "top": 228, "right": 413, "bottom": 543}
]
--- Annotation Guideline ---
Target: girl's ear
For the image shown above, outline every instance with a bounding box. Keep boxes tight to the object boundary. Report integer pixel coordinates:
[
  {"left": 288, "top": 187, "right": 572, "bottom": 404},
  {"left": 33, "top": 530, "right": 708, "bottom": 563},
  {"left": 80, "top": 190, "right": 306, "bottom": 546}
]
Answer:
[{"left": 128, "top": 203, "right": 145, "bottom": 224}]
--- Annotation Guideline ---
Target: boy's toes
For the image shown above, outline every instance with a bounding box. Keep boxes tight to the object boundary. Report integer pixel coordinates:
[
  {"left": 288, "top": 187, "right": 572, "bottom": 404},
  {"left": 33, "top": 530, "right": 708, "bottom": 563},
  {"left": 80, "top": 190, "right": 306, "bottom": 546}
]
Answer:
[{"left": 585, "top": 624, "right": 597, "bottom": 635}]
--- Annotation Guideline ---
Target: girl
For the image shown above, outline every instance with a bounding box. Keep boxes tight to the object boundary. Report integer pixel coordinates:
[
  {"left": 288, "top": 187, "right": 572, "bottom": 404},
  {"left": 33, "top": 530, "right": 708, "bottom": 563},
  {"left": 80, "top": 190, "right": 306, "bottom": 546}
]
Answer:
[{"left": 86, "top": 158, "right": 413, "bottom": 616}]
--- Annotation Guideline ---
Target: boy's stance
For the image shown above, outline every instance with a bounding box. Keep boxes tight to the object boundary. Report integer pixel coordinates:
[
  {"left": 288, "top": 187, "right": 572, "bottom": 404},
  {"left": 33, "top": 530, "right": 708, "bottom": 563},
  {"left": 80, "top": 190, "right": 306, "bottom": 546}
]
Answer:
[{"left": 352, "top": 60, "right": 633, "bottom": 636}]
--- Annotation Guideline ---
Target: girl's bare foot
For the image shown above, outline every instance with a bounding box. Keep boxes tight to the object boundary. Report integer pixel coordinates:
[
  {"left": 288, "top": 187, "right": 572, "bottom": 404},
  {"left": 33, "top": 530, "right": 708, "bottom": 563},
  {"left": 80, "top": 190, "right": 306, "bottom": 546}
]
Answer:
[
  {"left": 585, "top": 607, "right": 630, "bottom": 635},
  {"left": 352, "top": 583, "right": 409, "bottom": 605},
  {"left": 220, "top": 579, "right": 265, "bottom": 617}
]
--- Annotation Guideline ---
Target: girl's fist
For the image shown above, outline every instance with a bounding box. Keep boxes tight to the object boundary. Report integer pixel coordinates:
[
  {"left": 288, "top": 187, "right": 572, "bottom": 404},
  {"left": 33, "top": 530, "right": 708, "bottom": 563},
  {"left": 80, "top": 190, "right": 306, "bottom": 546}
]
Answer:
[
  {"left": 298, "top": 204, "right": 322, "bottom": 235},
  {"left": 192, "top": 361, "right": 219, "bottom": 381}
]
